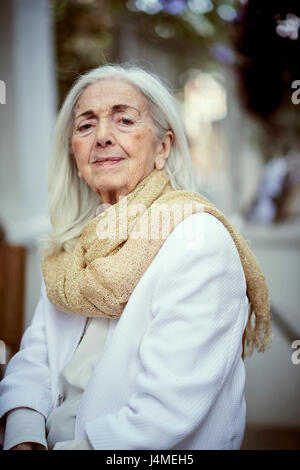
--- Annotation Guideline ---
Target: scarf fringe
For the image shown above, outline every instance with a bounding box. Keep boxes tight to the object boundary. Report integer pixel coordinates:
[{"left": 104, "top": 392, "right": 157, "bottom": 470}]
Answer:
[{"left": 242, "top": 302, "right": 273, "bottom": 359}]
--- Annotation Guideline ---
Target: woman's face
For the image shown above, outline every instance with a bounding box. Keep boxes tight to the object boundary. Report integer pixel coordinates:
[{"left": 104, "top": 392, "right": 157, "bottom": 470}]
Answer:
[{"left": 71, "top": 78, "right": 173, "bottom": 205}]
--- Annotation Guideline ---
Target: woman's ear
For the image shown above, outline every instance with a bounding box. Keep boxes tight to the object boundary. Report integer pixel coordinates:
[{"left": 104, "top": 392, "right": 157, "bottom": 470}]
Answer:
[{"left": 154, "top": 130, "right": 174, "bottom": 170}]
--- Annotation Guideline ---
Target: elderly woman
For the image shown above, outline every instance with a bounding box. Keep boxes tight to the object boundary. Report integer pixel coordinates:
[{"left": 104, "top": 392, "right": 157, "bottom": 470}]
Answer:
[{"left": 0, "top": 64, "right": 271, "bottom": 451}]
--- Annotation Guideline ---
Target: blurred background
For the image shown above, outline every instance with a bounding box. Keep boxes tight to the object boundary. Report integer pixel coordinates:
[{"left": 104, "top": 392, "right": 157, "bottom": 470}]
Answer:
[{"left": 0, "top": 0, "right": 300, "bottom": 450}]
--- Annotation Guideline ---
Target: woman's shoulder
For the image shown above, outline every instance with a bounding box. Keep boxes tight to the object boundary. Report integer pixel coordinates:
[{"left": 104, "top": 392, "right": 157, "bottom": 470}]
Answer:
[
  {"left": 154, "top": 211, "right": 246, "bottom": 293},
  {"left": 165, "top": 211, "right": 240, "bottom": 255},
  {"left": 150, "top": 210, "right": 248, "bottom": 317}
]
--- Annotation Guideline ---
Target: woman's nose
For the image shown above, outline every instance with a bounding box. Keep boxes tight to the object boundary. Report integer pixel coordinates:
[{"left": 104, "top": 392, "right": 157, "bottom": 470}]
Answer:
[{"left": 95, "top": 120, "right": 114, "bottom": 148}]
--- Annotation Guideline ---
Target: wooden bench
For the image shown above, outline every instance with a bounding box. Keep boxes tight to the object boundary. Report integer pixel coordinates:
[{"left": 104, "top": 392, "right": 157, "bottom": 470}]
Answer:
[{"left": 0, "top": 243, "right": 26, "bottom": 367}]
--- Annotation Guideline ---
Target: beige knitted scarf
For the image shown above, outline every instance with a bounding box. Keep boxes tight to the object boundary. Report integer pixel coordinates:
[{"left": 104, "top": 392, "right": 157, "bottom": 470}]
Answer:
[{"left": 42, "top": 168, "right": 272, "bottom": 358}]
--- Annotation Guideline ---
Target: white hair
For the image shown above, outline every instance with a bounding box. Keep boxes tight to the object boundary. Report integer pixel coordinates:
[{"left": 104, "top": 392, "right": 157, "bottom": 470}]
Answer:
[{"left": 41, "top": 63, "right": 197, "bottom": 257}]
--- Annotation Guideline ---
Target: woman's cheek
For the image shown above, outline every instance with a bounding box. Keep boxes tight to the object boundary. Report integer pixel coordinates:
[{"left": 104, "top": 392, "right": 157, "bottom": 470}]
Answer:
[
  {"left": 72, "top": 136, "right": 83, "bottom": 153},
  {"left": 72, "top": 136, "right": 92, "bottom": 163}
]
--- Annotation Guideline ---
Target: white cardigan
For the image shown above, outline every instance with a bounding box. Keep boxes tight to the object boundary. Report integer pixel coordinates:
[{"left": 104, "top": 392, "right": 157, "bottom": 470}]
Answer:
[{"left": 0, "top": 212, "right": 249, "bottom": 450}]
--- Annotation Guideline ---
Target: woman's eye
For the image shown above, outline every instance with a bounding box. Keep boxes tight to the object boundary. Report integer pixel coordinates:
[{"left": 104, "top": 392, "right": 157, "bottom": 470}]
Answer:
[
  {"left": 78, "top": 123, "right": 92, "bottom": 132},
  {"left": 119, "top": 118, "right": 134, "bottom": 125}
]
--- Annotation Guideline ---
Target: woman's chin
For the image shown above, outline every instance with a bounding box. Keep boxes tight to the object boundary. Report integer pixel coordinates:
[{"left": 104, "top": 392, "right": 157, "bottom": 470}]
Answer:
[{"left": 93, "top": 176, "right": 131, "bottom": 197}]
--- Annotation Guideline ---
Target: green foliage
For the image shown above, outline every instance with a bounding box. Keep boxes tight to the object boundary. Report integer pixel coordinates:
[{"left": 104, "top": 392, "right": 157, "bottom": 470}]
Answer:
[{"left": 50, "top": 0, "right": 238, "bottom": 106}]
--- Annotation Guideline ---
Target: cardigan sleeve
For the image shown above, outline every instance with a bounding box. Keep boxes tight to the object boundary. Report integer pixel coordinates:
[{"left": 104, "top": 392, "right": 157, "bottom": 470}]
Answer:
[
  {"left": 0, "top": 281, "right": 53, "bottom": 427},
  {"left": 53, "top": 439, "right": 93, "bottom": 450},
  {"left": 3, "top": 408, "right": 48, "bottom": 450},
  {"left": 84, "top": 212, "right": 248, "bottom": 450}
]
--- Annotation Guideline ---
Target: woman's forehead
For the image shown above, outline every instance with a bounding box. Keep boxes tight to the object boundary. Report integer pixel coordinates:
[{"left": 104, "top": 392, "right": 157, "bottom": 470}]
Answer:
[{"left": 75, "top": 78, "right": 149, "bottom": 113}]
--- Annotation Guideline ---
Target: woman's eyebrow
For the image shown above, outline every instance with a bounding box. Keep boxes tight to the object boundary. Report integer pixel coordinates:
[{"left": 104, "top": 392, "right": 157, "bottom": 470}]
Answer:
[
  {"left": 112, "top": 104, "right": 140, "bottom": 114},
  {"left": 74, "top": 109, "right": 95, "bottom": 121},
  {"left": 75, "top": 104, "right": 140, "bottom": 121}
]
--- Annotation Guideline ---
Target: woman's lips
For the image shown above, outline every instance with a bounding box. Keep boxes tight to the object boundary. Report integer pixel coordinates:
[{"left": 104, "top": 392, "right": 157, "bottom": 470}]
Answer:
[{"left": 93, "top": 158, "right": 125, "bottom": 167}]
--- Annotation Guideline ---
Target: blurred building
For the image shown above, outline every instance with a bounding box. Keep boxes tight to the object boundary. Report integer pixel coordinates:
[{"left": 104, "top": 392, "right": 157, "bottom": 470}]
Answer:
[{"left": 0, "top": 0, "right": 55, "bottom": 341}]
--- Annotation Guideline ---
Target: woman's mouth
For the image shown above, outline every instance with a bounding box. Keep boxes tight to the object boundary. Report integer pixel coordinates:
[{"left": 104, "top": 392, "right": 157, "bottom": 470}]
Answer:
[{"left": 94, "top": 158, "right": 125, "bottom": 167}]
